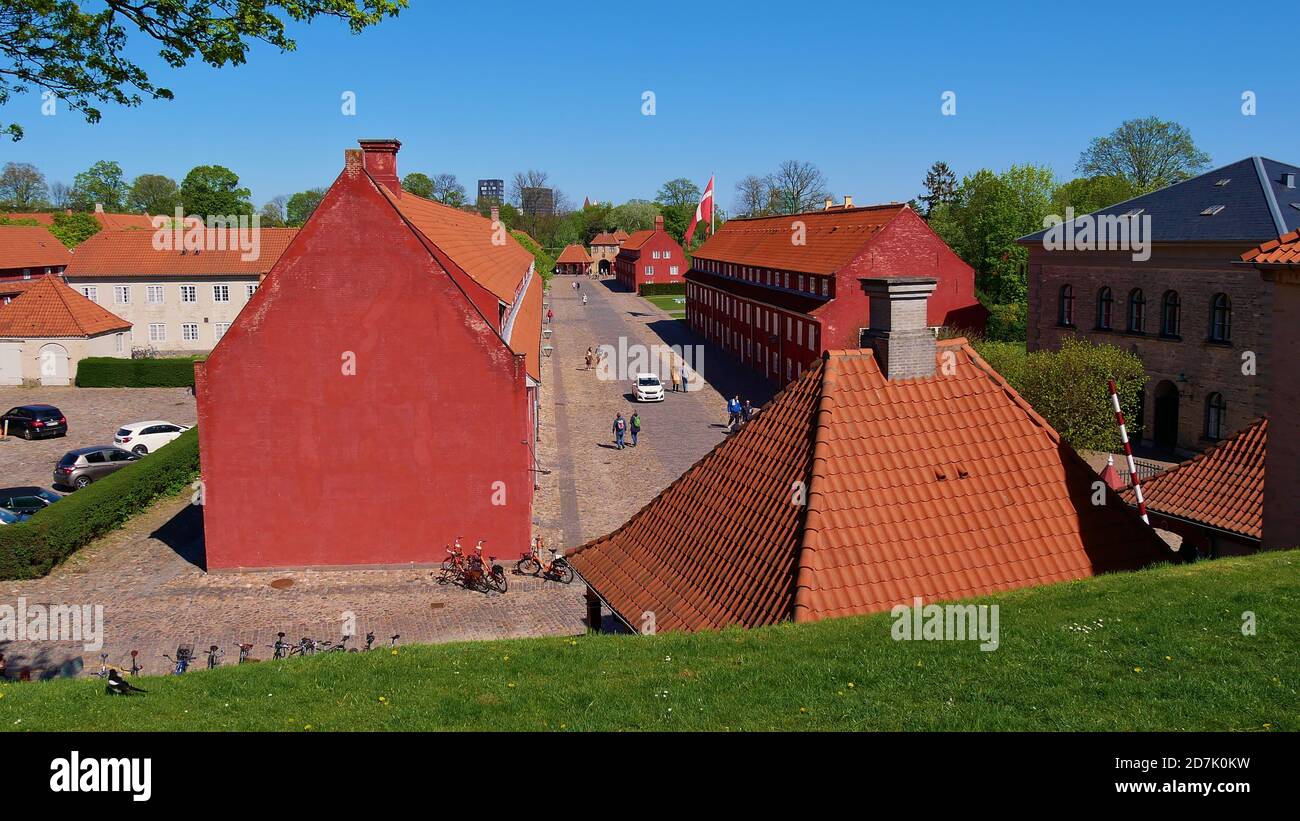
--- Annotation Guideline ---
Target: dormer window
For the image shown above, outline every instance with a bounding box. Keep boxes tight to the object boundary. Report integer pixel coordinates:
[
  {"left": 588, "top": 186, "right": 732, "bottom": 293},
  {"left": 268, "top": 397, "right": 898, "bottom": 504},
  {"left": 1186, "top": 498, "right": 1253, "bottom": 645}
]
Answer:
[{"left": 1200, "top": 205, "right": 1226, "bottom": 216}]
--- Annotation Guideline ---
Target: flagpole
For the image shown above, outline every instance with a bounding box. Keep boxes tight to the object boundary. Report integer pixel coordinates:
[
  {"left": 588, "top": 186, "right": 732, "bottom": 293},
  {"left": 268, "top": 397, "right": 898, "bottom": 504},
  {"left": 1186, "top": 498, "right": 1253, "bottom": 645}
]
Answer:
[{"left": 710, "top": 171, "right": 715, "bottom": 236}]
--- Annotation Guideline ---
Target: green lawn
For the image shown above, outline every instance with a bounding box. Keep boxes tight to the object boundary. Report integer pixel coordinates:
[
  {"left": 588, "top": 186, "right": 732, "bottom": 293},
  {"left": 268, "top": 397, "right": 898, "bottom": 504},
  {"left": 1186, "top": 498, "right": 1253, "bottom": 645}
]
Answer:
[
  {"left": 643, "top": 293, "right": 685, "bottom": 318},
  {"left": 3, "top": 551, "right": 1295, "bottom": 731}
]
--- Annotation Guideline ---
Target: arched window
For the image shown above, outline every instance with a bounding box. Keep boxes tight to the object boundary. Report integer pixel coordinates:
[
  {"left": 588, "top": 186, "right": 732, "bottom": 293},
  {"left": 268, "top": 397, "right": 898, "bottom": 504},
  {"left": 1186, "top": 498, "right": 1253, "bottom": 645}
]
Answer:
[
  {"left": 1210, "top": 293, "right": 1232, "bottom": 342},
  {"left": 1096, "top": 287, "right": 1113, "bottom": 330},
  {"left": 1161, "top": 290, "right": 1181, "bottom": 337},
  {"left": 1058, "top": 284, "right": 1075, "bottom": 326},
  {"left": 1127, "top": 288, "right": 1145, "bottom": 333},
  {"left": 1205, "top": 392, "right": 1227, "bottom": 441}
]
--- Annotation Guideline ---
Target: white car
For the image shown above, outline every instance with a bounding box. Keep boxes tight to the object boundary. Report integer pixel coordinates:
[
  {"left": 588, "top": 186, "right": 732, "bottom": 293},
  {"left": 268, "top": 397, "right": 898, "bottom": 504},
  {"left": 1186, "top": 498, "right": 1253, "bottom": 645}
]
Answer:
[
  {"left": 114, "top": 420, "right": 191, "bottom": 455},
  {"left": 634, "top": 373, "right": 665, "bottom": 402}
]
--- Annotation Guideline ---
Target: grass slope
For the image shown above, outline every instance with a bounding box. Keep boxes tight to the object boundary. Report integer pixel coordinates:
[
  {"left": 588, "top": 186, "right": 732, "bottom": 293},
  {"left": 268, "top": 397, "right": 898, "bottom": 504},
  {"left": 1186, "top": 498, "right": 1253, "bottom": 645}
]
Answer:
[{"left": 3, "top": 551, "right": 1295, "bottom": 731}]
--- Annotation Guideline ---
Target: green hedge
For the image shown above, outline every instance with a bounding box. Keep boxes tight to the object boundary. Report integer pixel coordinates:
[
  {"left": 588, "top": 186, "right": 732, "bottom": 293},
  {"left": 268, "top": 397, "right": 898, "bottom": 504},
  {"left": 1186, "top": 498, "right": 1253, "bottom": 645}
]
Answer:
[
  {"left": 638, "top": 282, "right": 686, "bottom": 296},
  {"left": 0, "top": 427, "right": 200, "bottom": 579},
  {"left": 984, "top": 301, "right": 1027, "bottom": 343},
  {"left": 75, "top": 357, "right": 201, "bottom": 388}
]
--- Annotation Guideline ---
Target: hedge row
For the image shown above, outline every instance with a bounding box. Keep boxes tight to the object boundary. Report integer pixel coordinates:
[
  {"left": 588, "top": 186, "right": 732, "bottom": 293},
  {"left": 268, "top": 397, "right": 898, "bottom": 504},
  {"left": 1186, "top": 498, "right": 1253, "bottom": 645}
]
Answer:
[
  {"left": 638, "top": 282, "right": 686, "bottom": 296},
  {"left": 75, "top": 357, "right": 201, "bottom": 388},
  {"left": 0, "top": 427, "right": 200, "bottom": 579}
]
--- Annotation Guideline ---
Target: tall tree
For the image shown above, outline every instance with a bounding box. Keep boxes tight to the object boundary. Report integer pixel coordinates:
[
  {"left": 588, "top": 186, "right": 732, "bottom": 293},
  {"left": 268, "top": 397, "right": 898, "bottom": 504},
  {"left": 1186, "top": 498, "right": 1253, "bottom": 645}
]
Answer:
[
  {"left": 768, "top": 160, "right": 829, "bottom": 214},
  {"left": 1050, "top": 175, "right": 1139, "bottom": 217},
  {"left": 510, "top": 170, "right": 550, "bottom": 206},
  {"left": 126, "top": 173, "right": 180, "bottom": 215},
  {"left": 431, "top": 173, "right": 466, "bottom": 207},
  {"left": 259, "top": 195, "right": 289, "bottom": 227},
  {"left": 0, "top": 1, "right": 407, "bottom": 141},
  {"left": 180, "top": 165, "right": 253, "bottom": 216},
  {"left": 402, "top": 172, "right": 435, "bottom": 199},
  {"left": 69, "top": 160, "right": 128, "bottom": 211},
  {"left": 285, "top": 188, "right": 327, "bottom": 226},
  {"left": 655, "top": 178, "right": 702, "bottom": 209},
  {"left": 919, "top": 161, "right": 957, "bottom": 217},
  {"left": 0, "top": 162, "right": 47, "bottom": 209},
  {"left": 733, "top": 174, "right": 775, "bottom": 217},
  {"left": 1076, "top": 117, "right": 1211, "bottom": 193},
  {"left": 47, "top": 181, "right": 71, "bottom": 208}
]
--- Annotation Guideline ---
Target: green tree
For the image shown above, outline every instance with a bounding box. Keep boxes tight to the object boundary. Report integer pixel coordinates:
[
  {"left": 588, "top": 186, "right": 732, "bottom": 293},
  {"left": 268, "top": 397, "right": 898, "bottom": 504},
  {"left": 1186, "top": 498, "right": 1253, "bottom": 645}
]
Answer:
[
  {"left": 1, "top": 1, "right": 407, "bottom": 141},
  {"left": 611, "top": 199, "right": 659, "bottom": 232},
  {"left": 511, "top": 230, "right": 554, "bottom": 283},
  {"left": 1050, "top": 175, "right": 1139, "bottom": 217},
  {"left": 47, "top": 212, "right": 101, "bottom": 248},
  {"left": 259, "top": 196, "right": 288, "bottom": 227},
  {"left": 285, "top": 188, "right": 327, "bottom": 226},
  {"left": 919, "top": 161, "right": 957, "bottom": 218},
  {"left": 402, "top": 172, "right": 435, "bottom": 199},
  {"left": 655, "top": 178, "right": 701, "bottom": 208},
  {"left": 181, "top": 165, "right": 253, "bottom": 216},
  {"left": 1077, "top": 117, "right": 1211, "bottom": 192},
  {"left": 431, "top": 173, "right": 466, "bottom": 207},
  {"left": 126, "top": 173, "right": 180, "bottom": 215},
  {"left": 0, "top": 162, "right": 47, "bottom": 208},
  {"left": 69, "top": 160, "right": 128, "bottom": 211}
]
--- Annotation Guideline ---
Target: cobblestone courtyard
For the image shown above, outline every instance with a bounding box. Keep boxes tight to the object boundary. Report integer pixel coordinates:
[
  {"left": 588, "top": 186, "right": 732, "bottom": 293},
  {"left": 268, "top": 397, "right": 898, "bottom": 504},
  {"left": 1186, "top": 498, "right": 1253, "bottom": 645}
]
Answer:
[{"left": 1, "top": 278, "right": 771, "bottom": 677}]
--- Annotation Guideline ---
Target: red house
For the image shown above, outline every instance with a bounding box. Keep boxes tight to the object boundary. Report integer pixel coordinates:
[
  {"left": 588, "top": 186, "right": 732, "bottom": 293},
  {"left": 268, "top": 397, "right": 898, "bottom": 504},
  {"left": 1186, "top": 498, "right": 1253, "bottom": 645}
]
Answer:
[
  {"left": 196, "top": 139, "right": 542, "bottom": 570},
  {"left": 0, "top": 226, "right": 71, "bottom": 280},
  {"left": 685, "top": 201, "right": 985, "bottom": 385},
  {"left": 614, "top": 216, "right": 684, "bottom": 293}
]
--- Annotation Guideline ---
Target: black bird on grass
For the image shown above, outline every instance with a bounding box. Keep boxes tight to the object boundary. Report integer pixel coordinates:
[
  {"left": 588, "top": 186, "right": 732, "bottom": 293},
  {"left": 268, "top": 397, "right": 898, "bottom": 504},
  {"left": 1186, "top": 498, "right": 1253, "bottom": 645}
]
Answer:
[{"left": 105, "top": 669, "right": 146, "bottom": 695}]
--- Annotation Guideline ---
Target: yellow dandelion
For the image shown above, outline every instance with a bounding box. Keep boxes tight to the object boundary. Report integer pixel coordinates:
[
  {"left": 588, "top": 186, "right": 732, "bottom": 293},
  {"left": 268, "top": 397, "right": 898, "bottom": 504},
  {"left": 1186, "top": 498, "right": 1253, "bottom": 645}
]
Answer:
[
  {"left": 304, "top": 725, "right": 312, "bottom": 731},
  {"left": 507, "top": 682, "right": 517, "bottom": 688},
  {"left": 847, "top": 682, "right": 855, "bottom": 688},
  {"left": 1133, "top": 667, "right": 1143, "bottom": 673},
  {"left": 799, "top": 707, "right": 808, "bottom": 714},
  {"left": 391, "top": 649, "right": 398, "bottom": 656}
]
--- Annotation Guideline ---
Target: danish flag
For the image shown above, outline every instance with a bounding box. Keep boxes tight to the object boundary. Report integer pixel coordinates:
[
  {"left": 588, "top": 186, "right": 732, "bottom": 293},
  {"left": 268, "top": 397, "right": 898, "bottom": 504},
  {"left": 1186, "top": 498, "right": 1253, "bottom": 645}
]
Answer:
[{"left": 685, "top": 175, "right": 715, "bottom": 246}]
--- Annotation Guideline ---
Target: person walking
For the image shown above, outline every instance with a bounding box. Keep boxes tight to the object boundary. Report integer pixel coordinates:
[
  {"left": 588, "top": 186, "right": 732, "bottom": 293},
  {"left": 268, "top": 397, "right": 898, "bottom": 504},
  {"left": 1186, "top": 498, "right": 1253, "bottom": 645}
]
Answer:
[
  {"left": 727, "top": 396, "right": 742, "bottom": 431},
  {"left": 547, "top": 308, "right": 554, "bottom": 325},
  {"left": 742, "top": 399, "right": 754, "bottom": 425},
  {"left": 585, "top": 346, "right": 594, "bottom": 370},
  {"left": 671, "top": 360, "right": 681, "bottom": 392},
  {"left": 630, "top": 412, "right": 641, "bottom": 447},
  {"left": 612, "top": 413, "right": 626, "bottom": 450},
  {"left": 582, "top": 293, "right": 588, "bottom": 307},
  {"left": 680, "top": 363, "right": 690, "bottom": 393}
]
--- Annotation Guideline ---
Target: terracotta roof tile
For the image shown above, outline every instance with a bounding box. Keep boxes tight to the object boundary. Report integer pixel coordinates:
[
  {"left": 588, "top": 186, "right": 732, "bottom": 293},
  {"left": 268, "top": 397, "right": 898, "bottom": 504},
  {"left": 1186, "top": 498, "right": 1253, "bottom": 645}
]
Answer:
[
  {"left": 2, "top": 211, "right": 157, "bottom": 230},
  {"left": 0, "top": 226, "right": 72, "bottom": 270},
  {"left": 508, "top": 271, "right": 543, "bottom": 382},
  {"left": 1241, "top": 229, "right": 1300, "bottom": 265},
  {"left": 0, "top": 274, "right": 131, "bottom": 337},
  {"left": 570, "top": 340, "right": 1170, "bottom": 632},
  {"left": 691, "top": 204, "right": 907, "bottom": 275},
  {"left": 63, "top": 227, "right": 297, "bottom": 278},
  {"left": 1123, "top": 418, "right": 1265, "bottom": 539},
  {"left": 590, "top": 232, "right": 621, "bottom": 246},
  {"left": 556, "top": 243, "right": 592, "bottom": 264},
  {"left": 619, "top": 229, "right": 655, "bottom": 252}
]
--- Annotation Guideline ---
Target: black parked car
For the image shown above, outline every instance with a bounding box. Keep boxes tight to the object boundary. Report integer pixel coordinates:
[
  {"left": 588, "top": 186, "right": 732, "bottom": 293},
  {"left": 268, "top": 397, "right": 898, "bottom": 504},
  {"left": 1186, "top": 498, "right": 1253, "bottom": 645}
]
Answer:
[
  {"left": 1, "top": 405, "right": 67, "bottom": 439},
  {"left": 0, "top": 487, "right": 63, "bottom": 515}
]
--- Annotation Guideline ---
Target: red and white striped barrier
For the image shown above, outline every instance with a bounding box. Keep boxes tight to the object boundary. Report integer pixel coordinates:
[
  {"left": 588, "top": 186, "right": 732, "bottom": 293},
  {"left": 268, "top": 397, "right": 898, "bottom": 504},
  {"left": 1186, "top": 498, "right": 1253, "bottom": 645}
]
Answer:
[{"left": 1107, "top": 379, "right": 1148, "bottom": 524}]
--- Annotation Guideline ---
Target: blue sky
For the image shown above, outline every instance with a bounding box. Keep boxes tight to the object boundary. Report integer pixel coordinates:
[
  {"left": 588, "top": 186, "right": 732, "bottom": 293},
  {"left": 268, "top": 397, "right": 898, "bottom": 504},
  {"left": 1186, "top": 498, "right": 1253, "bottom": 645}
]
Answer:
[{"left": 6, "top": 0, "right": 1296, "bottom": 211}]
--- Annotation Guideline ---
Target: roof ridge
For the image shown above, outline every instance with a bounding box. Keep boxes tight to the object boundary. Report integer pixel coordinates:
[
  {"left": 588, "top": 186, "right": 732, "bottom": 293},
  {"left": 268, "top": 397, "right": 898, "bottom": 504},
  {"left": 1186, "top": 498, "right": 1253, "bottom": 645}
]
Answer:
[
  {"left": 793, "top": 354, "right": 839, "bottom": 622},
  {"left": 1252, "top": 156, "right": 1289, "bottom": 237},
  {"left": 1140, "top": 416, "right": 1267, "bottom": 487}
]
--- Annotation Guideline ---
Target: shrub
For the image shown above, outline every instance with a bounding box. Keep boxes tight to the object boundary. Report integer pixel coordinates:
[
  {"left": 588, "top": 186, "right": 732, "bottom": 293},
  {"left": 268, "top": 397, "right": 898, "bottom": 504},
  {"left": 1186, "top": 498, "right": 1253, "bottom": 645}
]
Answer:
[
  {"left": 75, "top": 357, "right": 200, "bottom": 388},
  {"left": 639, "top": 282, "right": 685, "bottom": 296},
  {"left": 972, "top": 339, "right": 1027, "bottom": 388},
  {"left": 0, "top": 428, "right": 200, "bottom": 579},
  {"left": 511, "top": 230, "right": 555, "bottom": 284},
  {"left": 984, "top": 301, "right": 1027, "bottom": 342}
]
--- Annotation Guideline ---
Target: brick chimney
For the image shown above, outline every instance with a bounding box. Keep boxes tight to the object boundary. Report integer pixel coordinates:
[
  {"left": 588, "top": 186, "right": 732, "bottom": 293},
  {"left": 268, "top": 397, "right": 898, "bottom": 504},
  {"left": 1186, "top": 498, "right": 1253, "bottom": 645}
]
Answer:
[
  {"left": 654, "top": 215, "right": 664, "bottom": 231},
  {"left": 357, "top": 138, "right": 402, "bottom": 195},
  {"left": 858, "top": 276, "right": 938, "bottom": 380},
  {"left": 490, "top": 205, "right": 500, "bottom": 224}
]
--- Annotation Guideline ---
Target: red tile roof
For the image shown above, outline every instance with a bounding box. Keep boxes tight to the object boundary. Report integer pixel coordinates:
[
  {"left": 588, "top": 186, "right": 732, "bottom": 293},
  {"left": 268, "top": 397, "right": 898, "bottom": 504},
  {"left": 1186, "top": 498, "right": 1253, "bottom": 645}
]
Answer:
[
  {"left": 612, "top": 229, "right": 629, "bottom": 241},
  {"left": 691, "top": 204, "right": 907, "bottom": 275},
  {"left": 0, "top": 279, "right": 42, "bottom": 299},
  {"left": 1241, "top": 229, "right": 1300, "bottom": 265},
  {"left": 590, "top": 232, "right": 622, "bottom": 246},
  {"left": 619, "top": 229, "right": 655, "bottom": 252},
  {"left": 556, "top": 243, "right": 592, "bottom": 264},
  {"left": 2, "top": 211, "right": 157, "bottom": 231},
  {"left": 0, "top": 274, "right": 131, "bottom": 337},
  {"left": 63, "top": 227, "right": 297, "bottom": 278},
  {"left": 0, "top": 226, "right": 72, "bottom": 270},
  {"left": 508, "top": 271, "right": 543, "bottom": 382},
  {"left": 1123, "top": 418, "right": 1265, "bottom": 540},
  {"left": 381, "top": 186, "right": 534, "bottom": 304},
  {"left": 570, "top": 340, "right": 1170, "bottom": 632}
]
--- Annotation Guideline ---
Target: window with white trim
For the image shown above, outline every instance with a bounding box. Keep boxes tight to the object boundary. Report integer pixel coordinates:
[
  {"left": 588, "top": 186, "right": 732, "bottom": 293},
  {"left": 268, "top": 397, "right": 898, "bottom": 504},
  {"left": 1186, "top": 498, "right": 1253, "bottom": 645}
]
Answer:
[
  {"left": 81, "top": 286, "right": 98, "bottom": 303},
  {"left": 148, "top": 323, "right": 166, "bottom": 342},
  {"left": 645, "top": 266, "right": 654, "bottom": 276},
  {"left": 181, "top": 285, "right": 197, "bottom": 303},
  {"left": 213, "top": 284, "right": 230, "bottom": 302},
  {"left": 246, "top": 283, "right": 258, "bottom": 299},
  {"left": 182, "top": 323, "right": 199, "bottom": 341},
  {"left": 114, "top": 286, "right": 131, "bottom": 304},
  {"left": 147, "top": 285, "right": 164, "bottom": 304},
  {"left": 652, "top": 250, "right": 661, "bottom": 259},
  {"left": 215, "top": 322, "right": 230, "bottom": 340},
  {"left": 115, "top": 333, "right": 124, "bottom": 353},
  {"left": 670, "top": 265, "right": 679, "bottom": 276}
]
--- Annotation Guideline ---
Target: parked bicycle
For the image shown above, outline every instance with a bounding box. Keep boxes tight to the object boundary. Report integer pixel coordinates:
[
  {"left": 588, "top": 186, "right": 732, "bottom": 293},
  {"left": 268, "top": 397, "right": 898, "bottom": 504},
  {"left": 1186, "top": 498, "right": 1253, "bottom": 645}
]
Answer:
[
  {"left": 128, "top": 649, "right": 142, "bottom": 676},
  {"left": 237, "top": 642, "right": 256, "bottom": 664},
  {"left": 268, "top": 632, "right": 291, "bottom": 660},
  {"left": 87, "top": 653, "right": 110, "bottom": 679},
  {"left": 162, "top": 645, "right": 195, "bottom": 675},
  {"left": 466, "top": 540, "right": 508, "bottom": 594},
  {"left": 516, "top": 537, "right": 574, "bottom": 584},
  {"left": 205, "top": 645, "right": 223, "bottom": 669}
]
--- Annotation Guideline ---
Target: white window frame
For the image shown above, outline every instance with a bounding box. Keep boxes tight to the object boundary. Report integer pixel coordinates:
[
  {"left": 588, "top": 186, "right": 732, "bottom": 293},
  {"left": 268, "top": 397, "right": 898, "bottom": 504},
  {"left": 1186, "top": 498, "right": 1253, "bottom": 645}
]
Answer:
[
  {"left": 214, "top": 322, "right": 231, "bottom": 340},
  {"left": 114, "top": 286, "right": 131, "bottom": 304},
  {"left": 181, "top": 323, "right": 200, "bottom": 342},
  {"left": 147, "top": 285, "right": 164, "bottom": 304},
  {"left": 246, "top": 283, "right": 258, "bottom": 299},
  {"left": 148, "top": 323, "right": 166, "bottom": 342},
  {"left": 213, "top": 284, "right": 230, "bottom": 303},
  {"left": 180, "top": 285, "right": 197, "bottom": 303},
  {"left": 81, "top": 286, "right": 98, "bottom": 303}
]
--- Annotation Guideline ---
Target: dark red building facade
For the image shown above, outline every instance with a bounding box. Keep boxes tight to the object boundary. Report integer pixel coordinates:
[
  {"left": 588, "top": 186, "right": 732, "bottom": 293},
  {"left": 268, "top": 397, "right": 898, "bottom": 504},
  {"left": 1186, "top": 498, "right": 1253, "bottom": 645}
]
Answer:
[
  {"left": 684, "top": 203, "right": 984, "bottom": 384},
  {"left": 614, "top": 216, "right": 685, "bottom": 293},
  {"left": 196, "top": 139, "right": 542, "bottom": 569}
]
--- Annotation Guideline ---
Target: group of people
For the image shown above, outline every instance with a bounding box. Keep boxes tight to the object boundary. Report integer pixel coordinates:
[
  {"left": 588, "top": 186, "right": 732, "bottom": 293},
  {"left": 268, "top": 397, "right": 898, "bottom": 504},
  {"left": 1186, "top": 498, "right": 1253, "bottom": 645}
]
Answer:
[
  {"left": 584, "top": 346, "right": 608, "bottom": 370},
  {"left": 571, "top": 280, "right": 588, "bottom": 305},
  {"left": 611, "top": 411, "right": 641, "bottom": 449},
  {"left": 726, "top": 395, "right": 757, "bottom": 431}
]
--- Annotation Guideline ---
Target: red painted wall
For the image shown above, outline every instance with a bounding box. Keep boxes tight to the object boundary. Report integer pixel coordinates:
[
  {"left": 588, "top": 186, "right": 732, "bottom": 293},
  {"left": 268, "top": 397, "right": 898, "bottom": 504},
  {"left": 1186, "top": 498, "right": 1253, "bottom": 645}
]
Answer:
[
  {"left": 197, "top": 160, "right": 533, "bottom": 569},
  {"left": 616, "top": 229, "right": 685, "bottom": 292}
]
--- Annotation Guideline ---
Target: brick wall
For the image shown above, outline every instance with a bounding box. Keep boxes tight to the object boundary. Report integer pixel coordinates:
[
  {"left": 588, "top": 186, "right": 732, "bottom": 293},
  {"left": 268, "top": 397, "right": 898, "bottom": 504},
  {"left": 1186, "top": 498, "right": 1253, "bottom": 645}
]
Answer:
[
  {"left": 1262, "top": 269, "right": 1300, "bottom": 549},
  {"left": 1028, "top": 245, "right": 1270, "bottom": 452}
]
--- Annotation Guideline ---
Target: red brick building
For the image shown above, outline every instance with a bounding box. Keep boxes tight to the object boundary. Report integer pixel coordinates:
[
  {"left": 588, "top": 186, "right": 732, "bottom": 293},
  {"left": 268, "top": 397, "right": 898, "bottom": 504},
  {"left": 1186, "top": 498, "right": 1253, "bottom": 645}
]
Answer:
[
  {"left": 1020, "top": 157, "right": 1300, "bottom": 453},
  {"left": 614, "top": 216, "right": 684, "bottom": 293},
  {"left": 555, "top": 243, "right": 592, "bottom": 276},
  {"left": 571, "top": 279, "right": 1168, "bottom": 633},
  {"left": 196, "top": 139, "right": 542, "bottom": 570},
  {"left": 684, "top": 202, "right": 984, "bottom": 385},
  {"left": 0, "top": 226, "right": 71, "bottom": 280}
]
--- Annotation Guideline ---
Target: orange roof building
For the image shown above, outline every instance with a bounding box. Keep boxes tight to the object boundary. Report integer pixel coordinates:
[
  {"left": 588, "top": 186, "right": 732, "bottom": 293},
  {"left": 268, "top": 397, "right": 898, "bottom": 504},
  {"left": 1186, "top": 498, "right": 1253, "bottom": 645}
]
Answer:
[
  {"left": 555, "top": 243, "right": 593, "bottom": 276},
  {"left": 570, "top": 277, "right": 1169, "bottom": 633},
  {"left": 685, "top": 201, "right": 986, "bottom": 387},
  {"left": 589, "top": 231, "right": 627, "bottom": 276},
  {"left": 0, "top": 225, "right": 72, "bottom": 278},
  {"left": 0, "top": 275, "right": 131, "bottom": 386},
  {"left": 614, "top": 215, "right": 684, "bottom": 293},
  {"left": 1122, "top": 418, "right": 1265, "bottom": 557},
  {"left": 3, "top": 206, "right": 157, "bottom": 233}
]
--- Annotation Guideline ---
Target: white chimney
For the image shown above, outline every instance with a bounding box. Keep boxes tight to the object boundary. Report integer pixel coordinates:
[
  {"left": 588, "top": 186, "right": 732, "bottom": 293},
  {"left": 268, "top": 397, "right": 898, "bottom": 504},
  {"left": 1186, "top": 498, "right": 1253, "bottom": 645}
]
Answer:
[
  {"left": 824, "top": 197, "right": 833, "bottom": 210},
  {"left": 94, "top": 203, "right": 104, "bottom": 214},
  {"left": 844, "top": 195, "right": 853, "bottom": 207},
  {"left": 858, "top": 277, "right": 938, "bottom": 380}
]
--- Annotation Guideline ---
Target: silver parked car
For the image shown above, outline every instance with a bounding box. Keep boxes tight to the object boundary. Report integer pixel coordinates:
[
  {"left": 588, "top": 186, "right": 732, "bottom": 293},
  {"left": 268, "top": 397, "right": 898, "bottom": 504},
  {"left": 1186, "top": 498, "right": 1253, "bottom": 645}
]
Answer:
[{"left": 54, "top": 446, "right": 140, "bottom": 490}]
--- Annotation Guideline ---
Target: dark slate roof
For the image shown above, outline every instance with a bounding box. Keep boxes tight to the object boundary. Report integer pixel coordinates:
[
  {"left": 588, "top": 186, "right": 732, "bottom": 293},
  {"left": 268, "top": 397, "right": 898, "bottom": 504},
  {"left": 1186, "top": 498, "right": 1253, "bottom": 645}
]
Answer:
[{"left": 1020, "top": 157, "right": 1300, "bottom": 244}]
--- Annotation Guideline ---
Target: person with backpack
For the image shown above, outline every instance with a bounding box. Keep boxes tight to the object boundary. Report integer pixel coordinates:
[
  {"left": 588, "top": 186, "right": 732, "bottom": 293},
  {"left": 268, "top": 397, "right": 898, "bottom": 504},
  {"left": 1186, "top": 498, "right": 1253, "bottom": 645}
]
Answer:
[
  {"left": 630, "top": 412, "right": 641, "bottom": 447},
  {"left": 727, "top": 396, "right": 742, "bottom": 430},
  {"left": 612, "top": 413, "right": 627, "bottom": 449}
]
